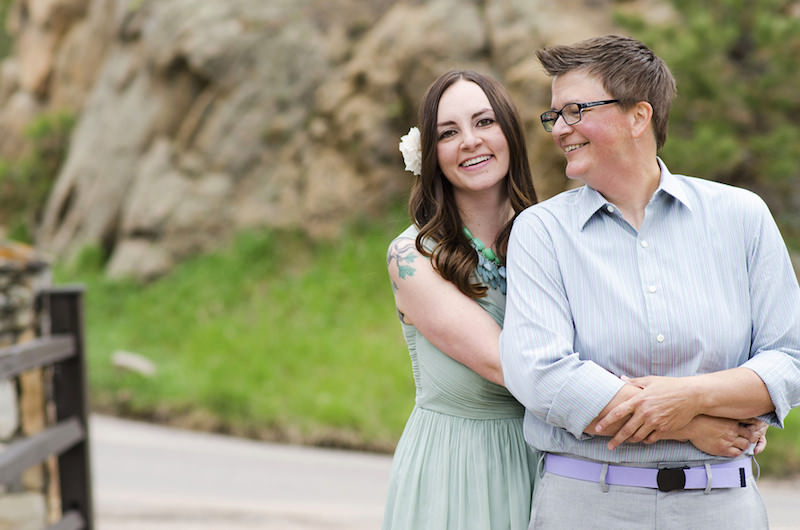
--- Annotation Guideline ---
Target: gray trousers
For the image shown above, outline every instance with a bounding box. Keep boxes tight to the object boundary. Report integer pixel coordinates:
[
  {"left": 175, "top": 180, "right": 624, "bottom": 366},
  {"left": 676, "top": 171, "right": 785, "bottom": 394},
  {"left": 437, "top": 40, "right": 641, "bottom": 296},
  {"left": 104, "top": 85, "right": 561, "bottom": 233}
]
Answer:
[{"left": 529, "top": 471, "right": 769, "bottom": 529}]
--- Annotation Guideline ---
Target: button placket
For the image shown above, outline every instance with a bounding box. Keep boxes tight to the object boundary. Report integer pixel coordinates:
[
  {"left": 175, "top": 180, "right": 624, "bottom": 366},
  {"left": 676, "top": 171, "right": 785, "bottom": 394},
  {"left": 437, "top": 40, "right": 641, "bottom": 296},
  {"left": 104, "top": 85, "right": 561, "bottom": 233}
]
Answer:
[{"left": 638, "top": 235, "right": 666, "bottom": 348}]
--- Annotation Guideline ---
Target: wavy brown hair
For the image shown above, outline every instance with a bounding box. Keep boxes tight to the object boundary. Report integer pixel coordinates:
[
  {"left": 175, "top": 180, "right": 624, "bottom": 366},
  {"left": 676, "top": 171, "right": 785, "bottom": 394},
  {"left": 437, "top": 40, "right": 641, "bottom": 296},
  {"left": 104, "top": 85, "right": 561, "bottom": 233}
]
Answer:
[{"left": 409, "top": 70, "right": 538, "bottom": 298}]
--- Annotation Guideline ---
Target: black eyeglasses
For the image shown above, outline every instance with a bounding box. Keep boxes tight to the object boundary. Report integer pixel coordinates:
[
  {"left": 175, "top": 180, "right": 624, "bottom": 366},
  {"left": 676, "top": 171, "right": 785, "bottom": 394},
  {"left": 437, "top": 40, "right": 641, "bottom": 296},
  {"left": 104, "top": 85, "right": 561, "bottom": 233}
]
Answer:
[{"left": 539, "top": 100, "right": 619, "bottom": 132}]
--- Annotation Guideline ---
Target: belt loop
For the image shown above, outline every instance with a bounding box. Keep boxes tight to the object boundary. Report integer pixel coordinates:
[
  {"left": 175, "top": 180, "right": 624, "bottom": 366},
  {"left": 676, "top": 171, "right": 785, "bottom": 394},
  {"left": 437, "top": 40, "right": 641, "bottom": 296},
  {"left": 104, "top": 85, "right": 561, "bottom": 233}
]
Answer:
[
  {"left": 599, "top": 463, "right": 610, "bottom": 493},
  {"left": 703, "top": 463, "right": 713, "bottom": 494},
  {"left": 537, "top": 453, "right": 546, "bottom": 479}
]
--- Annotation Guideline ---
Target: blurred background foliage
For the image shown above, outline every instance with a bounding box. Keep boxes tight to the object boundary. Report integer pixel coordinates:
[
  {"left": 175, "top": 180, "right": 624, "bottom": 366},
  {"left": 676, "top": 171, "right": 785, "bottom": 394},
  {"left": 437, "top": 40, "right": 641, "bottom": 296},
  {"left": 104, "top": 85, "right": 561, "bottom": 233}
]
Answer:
[
  {"left": 0, "top": 111, "right": 75, "bottom": 241},
  {"left": 0, "top": 0, "right": 797, "bottom": 476},
  {"left": 618, "top": 0, "right": 800, "bottom": 236},
  {"left": 0, "top": 0, "right": 76, "bottom": 242},
  {"left": 0, "top": 0, "right": 11, "bottom": 59}
]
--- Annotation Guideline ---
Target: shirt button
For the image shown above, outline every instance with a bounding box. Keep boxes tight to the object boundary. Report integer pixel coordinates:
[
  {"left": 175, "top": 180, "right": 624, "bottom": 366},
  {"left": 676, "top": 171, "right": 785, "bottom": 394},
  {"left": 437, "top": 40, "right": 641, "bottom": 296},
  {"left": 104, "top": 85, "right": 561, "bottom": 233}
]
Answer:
[
  {"left": 648, "top": 285, "right": 657, "bottom": 293},
  {"left": 656, "top": 334, "right": 665, "bottom": 343},
  {"left": 640, "top": 240, "right": 649, "bottom": 248},
  {"left": 607, "top": 205, "right": 616, "bottom": 213}
]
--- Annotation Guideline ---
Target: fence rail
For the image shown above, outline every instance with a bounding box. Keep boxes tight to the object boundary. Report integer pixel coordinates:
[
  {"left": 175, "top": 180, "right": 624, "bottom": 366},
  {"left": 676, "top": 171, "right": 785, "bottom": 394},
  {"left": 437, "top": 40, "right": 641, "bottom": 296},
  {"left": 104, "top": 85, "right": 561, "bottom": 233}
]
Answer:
[{"left": 0, "top": 287, "right": 92, "bottom": 530}]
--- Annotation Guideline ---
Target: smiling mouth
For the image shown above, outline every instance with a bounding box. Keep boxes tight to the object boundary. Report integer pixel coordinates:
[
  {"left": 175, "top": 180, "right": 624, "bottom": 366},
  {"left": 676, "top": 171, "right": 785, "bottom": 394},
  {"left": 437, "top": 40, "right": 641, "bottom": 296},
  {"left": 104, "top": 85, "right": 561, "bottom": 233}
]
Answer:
[
  {"left": 460, "top": 154, "right": 493, "bottom": 167},
  {"left": 564, "top": 143, "right": 588, "bottom": 153}
]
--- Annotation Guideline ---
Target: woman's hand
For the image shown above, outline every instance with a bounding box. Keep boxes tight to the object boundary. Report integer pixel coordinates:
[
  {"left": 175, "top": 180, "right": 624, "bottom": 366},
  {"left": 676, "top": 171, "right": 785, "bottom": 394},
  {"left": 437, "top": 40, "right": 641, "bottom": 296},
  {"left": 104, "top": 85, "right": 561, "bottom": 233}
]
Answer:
[
  {"left": 752, "top": 421, "right": 768, "bottom": 455},
  {"left": 645, "top": 416, "right": 767, "bottom": 457},
  {"left": 684, "top": 416, "right": 766, "bottom": 457},
  {"left": 754, "top": 435, "right": 767, "bottom": 454}
]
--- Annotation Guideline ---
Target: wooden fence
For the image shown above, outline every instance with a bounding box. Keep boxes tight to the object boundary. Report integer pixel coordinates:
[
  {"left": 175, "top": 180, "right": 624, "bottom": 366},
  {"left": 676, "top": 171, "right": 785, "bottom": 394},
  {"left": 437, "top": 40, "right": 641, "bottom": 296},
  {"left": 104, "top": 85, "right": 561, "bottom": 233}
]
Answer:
[{"left": 0, "top": 287, "right": 93, "bottom": 530}]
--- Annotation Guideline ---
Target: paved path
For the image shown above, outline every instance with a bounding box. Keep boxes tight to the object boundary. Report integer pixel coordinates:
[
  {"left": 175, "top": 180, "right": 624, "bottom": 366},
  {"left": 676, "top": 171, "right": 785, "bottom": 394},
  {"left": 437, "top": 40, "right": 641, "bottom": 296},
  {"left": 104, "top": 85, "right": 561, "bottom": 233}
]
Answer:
[
  {"left": 91, "top": 415, "right": 389, "bottom": 529},
  {"left": 759, "top": 476, "right": 800, "bottom": 530},
  {"left": 90, "top": 415, "right": 799, "bottom": 529}
]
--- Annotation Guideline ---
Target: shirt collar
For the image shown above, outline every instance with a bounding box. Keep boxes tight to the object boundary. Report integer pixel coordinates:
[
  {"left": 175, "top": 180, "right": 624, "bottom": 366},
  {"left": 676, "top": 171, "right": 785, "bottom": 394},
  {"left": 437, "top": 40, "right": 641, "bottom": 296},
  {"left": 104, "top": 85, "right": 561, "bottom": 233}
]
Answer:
[
  {"left": 576, "top": 157, "right": 693, "bottom": 230},
  {"left": 654, "top": 157, "right": 693, "bottom": 211}
]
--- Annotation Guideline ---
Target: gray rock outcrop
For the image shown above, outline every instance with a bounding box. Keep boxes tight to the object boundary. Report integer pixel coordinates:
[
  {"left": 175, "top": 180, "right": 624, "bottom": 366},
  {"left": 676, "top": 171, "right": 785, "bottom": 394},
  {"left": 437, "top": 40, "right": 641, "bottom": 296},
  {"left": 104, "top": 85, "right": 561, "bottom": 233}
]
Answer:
[{"left": 0, "top": 0, "right": 651, "bottom": 279}]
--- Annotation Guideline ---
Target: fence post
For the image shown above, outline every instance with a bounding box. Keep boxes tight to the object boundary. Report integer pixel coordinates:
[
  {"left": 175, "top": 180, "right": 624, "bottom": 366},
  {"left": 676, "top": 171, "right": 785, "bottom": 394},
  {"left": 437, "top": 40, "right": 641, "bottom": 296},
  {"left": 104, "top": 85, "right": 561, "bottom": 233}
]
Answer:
[{"left": 46, "top": 286, "right": 93, "bottom": 530}]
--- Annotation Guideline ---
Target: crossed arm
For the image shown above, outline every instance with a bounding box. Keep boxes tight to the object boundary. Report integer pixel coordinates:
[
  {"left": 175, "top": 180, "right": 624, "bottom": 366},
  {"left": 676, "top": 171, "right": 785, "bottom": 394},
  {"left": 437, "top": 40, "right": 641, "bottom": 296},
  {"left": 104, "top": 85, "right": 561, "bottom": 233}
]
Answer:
[
  {"left": 587, "top": 368, "right": 772, "bottom": 456},
  {"left": 592, "top": 368, "right": 772, "bottom": 444}
]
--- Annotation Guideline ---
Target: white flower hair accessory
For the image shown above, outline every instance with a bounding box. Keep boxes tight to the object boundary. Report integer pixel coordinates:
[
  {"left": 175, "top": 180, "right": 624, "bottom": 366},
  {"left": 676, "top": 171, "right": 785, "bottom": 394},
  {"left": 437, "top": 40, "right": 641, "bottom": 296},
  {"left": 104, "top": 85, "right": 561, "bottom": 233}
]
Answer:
[{"left": 399, "top": 126, "right": 422, "bottom": 176}]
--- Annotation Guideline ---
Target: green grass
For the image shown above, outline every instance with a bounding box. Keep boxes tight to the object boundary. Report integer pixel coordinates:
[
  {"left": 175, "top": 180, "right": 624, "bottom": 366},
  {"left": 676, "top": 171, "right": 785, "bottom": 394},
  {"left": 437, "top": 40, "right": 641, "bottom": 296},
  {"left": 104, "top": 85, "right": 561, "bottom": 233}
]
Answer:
[
  {"left": 53, "top": 211, "right": 800, "bottom": 474},
  {"left": 56, "top": 209, "right": 415, "bottom": 451},
  {"left": 760, "top": 408, "right": 800, "bottom": 478}
]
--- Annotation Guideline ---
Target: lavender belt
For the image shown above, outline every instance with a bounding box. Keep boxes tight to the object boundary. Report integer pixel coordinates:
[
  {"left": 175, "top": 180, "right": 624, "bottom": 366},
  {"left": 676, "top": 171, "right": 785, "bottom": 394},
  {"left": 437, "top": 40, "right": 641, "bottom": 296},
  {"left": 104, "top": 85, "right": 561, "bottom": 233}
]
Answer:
[{"left": 544, "top": 453, "right": 752, "bottom": 492}]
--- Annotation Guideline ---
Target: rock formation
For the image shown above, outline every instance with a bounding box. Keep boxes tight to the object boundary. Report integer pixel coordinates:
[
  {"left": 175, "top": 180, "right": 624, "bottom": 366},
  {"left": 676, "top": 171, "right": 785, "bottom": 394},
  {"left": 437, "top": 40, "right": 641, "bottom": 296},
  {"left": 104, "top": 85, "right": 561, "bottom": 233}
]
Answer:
[{"left": 0, "top": 0, "right": 664, "bottom": 279}]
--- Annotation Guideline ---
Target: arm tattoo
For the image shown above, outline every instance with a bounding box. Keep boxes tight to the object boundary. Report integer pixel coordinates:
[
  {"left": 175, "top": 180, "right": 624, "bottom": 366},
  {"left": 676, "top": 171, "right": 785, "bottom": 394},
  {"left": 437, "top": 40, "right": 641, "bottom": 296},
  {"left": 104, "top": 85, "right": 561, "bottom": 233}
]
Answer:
[
  {"left": 387, "top": 240, "right": 418, "bottom": 280},
  {"left": 388, "top": 241, "right": 419, "bottom": 324}
]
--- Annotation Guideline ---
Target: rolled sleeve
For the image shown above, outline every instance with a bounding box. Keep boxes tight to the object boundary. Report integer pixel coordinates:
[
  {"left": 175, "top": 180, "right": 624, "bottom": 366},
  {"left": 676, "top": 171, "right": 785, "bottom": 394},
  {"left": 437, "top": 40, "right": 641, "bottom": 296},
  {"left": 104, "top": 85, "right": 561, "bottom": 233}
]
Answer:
[
  {"left": 743, "top": 195, "right": 800, "bottom": 426},
  {"left": 743, "top": 352, "right": 800, "bottom": 427}
]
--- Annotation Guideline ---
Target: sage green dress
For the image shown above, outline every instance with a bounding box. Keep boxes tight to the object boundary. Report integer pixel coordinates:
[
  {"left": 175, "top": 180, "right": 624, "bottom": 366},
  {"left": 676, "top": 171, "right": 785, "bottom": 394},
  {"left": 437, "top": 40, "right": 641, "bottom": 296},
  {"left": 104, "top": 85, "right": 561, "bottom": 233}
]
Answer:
[{"left": 382, "top": 225, "right": 539, "bottom": 530}]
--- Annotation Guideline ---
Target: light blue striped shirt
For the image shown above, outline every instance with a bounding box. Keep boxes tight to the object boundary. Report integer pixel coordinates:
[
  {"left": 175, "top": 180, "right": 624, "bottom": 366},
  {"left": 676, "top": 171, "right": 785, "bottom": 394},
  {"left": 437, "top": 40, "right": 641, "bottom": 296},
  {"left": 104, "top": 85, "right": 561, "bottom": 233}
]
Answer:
[{"left": 499, "top": 159, "right": 800, "bottom": 464}]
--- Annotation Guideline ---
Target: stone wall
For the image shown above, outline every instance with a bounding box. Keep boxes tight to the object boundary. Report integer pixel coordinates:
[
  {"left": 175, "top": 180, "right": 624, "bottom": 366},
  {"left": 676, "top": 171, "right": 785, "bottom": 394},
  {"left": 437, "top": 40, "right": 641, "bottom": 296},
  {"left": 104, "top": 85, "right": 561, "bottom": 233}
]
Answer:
[{"left": 0, "top": 241, "right": 56, "bottom": 529}]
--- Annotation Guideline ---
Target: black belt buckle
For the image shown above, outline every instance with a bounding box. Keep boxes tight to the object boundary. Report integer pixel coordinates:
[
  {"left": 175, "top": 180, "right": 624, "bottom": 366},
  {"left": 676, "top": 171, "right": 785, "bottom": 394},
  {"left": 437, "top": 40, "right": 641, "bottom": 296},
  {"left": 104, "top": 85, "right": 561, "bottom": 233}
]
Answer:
[{"left": 657, "top": 467, "right": 687, "bottom": 492}]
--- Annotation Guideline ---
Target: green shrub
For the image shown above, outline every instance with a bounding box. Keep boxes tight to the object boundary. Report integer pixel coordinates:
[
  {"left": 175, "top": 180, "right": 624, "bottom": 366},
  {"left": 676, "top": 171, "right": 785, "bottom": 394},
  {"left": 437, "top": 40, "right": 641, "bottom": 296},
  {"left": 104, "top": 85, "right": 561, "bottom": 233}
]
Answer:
[
  {"left": 617, "top": 1, "right": 800, "bottom": 190},
  {"left": 0, "top": 0, "right": 13, "bottom": 60},
  {"left": 0, "top": 111, "right": 75, "bottom": 242}
]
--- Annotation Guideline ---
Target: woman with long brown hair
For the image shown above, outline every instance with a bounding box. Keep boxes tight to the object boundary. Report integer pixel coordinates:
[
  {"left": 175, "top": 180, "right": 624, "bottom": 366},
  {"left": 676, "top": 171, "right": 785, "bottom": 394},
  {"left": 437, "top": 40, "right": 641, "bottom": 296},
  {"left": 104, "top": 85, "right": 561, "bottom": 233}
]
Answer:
[{"left": 383, "top": 70, "right": 538, "bottom": 529}]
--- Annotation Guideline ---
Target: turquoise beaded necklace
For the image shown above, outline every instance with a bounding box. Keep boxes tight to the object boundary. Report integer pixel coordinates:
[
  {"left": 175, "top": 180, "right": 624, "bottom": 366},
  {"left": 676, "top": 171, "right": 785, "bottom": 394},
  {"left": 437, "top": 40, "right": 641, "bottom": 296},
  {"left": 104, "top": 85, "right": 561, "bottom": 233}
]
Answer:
[{"left": 463, "top": 227, "right": 507, "bottom": 294}]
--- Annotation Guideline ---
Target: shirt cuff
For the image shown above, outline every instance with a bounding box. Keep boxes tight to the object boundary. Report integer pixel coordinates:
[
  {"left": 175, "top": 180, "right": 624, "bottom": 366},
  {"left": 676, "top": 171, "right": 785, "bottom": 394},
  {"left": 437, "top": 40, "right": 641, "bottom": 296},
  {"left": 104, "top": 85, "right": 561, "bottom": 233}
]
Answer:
[
  {"left": 546, "top": 361, "right": 626, "bottom": 438},
  {"left": 741, "top": 351, "right": 799, "bottom": 428}
]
